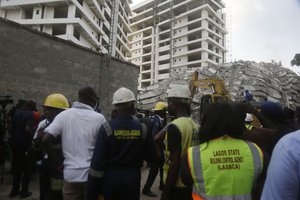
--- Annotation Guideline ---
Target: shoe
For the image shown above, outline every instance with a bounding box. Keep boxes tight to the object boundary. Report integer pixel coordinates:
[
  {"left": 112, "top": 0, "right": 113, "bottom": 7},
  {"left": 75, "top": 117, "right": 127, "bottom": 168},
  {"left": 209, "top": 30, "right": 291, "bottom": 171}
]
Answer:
[
  {"left": 142, "top": 190, "right": 157, "bottom": 197},
  {"left": 19, "top": 191, "right": 32, "bottom": 199},
  {"left": 8, "top": 190, "right": 19, "bottom": 198}
]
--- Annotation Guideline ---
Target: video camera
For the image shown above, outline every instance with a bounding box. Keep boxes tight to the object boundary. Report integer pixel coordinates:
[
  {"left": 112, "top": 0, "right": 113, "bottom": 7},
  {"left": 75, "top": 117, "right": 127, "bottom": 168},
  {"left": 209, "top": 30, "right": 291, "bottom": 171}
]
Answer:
[{"left": 0, "top": 95, "right": 13, "bottom": 109}]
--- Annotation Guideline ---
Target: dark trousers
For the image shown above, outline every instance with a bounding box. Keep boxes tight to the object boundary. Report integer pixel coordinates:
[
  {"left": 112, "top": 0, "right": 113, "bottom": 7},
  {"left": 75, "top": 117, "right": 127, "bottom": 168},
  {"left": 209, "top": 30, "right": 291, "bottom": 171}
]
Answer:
[
  {"left": 37, "top": 161, "right": 51, "bottom": 200},
  {"left": 102, "top": 168, "right": 141, "bottom": 200},
  {"left": 169, "top": 187, "right": 193, "bottom": 200},
  {"left": 37, "top": 160, "right": 63, "bottom": 200},
  {"left": 143, "top": 162, "right": 163, "bottom": 191},
  {"left": 11, "top": 148, "right": 32, "bottom": 193},
  {"left": 45, "top": 189, "right": 63, "bottom": 200},
  {"left": 37, "top": 159, "right": 63, "bottom": 200}
]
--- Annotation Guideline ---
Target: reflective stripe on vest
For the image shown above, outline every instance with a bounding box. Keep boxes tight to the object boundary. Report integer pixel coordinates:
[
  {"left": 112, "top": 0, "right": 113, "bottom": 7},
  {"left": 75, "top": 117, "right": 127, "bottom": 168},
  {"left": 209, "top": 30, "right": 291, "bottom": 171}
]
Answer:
[
  {"left": 104, "top": 121, "right": 146, "bottom": 139},
  {"left": 50, "top": 178, "right": 63, "bottom": 191},
  {"left": 103, "top": 122, "right": 113, "bottom": 136},
  {"left": 163, "top": 117, "right": 200, "bottom": 187},
  {"left": 89, "top": 168, "right": 104, "bottom": 178},
  {"left": 187, "top": 137, "right": 263, "bottom": 200}
]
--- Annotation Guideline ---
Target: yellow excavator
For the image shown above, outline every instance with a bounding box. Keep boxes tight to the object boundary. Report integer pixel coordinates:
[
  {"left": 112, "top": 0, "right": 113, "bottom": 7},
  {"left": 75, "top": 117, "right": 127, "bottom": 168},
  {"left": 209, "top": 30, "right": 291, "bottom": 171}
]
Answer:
[
  {"left": 189, "top": 71, "right": 231, "bottom": 121},
  {"left": 190, "top": 71, "right": 262, "bottom": 128}
]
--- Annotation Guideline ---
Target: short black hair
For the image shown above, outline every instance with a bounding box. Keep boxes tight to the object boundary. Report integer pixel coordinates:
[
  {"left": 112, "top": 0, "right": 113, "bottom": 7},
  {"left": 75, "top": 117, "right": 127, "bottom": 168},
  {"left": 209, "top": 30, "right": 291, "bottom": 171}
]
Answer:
[
  {"left": 78, "top": 86, "right": 98, "bottom": 99},
  {"left": 78, "top": 86, "right": 98, "bottom": 106},
  {"left": 167, "top": 98, "right": 191, "bottom": 115},
  {"left": 199, "top": 103, "right": 244, "bottom": 144}
]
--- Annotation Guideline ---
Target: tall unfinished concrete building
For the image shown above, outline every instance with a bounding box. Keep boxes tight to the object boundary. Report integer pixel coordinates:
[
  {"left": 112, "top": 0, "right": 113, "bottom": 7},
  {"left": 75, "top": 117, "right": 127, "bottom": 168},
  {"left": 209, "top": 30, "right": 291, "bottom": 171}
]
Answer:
[
  {"left": 129, "top": 0, "right": 227, "bottom": 90},
  {"left": 0, "top": 0, "right": 132, "bottom": 60}
]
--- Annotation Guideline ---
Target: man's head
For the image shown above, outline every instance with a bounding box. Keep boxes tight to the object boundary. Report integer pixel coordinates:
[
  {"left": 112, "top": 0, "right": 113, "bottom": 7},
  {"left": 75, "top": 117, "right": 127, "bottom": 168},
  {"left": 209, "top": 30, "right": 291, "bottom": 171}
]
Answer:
[
  {"left": 43, "top": 93, "right": 69, "bottom": 121},
  {"left": 144, "top": 110, "right": 151, "bottom": 118},
  {"left": 166, "top": 85, "right": 191, "bottom": 117},
  {"left": 261, "top": 101, "right": 284, "bottom": 124},
  {"left": 112, "top": 87, "right": 136, "bottom": 114},
  {"left": 78, "top": 86, "right": 99, "bottom": 109},
  {"left": 110, "top": 109, "right": 118, "bottom": 120},
  {"left": 21, "top": 100, "right": 37, "bottom": 111},
  {"left": 16, "top": 99, "right": 26, "bottom": 109},
  {"left": 200, "top": 103, "right": 244, "bottom": 143}
]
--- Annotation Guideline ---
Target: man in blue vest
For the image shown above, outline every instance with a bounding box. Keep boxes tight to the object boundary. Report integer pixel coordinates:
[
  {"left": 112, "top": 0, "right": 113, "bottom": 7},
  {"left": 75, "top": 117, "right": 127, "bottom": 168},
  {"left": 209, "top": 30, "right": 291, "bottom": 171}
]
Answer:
[
  {"left": 142, "top": 101, "right": 167, "bottom": 197},
  {"left": 87, "top": 87, "right": 151, "bottom": 200}
]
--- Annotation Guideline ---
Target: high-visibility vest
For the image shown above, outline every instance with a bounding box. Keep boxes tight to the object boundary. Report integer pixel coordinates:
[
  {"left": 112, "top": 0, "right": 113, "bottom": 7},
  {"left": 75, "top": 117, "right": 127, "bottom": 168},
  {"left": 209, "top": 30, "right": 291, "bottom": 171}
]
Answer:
[
  {"left": 245, "top": 124, "right": 253, "bottom": 130},
  {"left": 187, "top": 136, "right": 263, "bottom": 200},
  {"left": 164, "top": 117, "right": 200, "bottom": 187}
]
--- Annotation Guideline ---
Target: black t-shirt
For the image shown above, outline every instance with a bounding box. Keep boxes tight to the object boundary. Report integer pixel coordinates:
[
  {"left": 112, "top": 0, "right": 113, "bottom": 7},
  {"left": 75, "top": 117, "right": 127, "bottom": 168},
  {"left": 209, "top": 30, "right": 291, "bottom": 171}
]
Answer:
[
  {"left": 12, "top": 109, "right": 34, "bottom": 148},
  {"left": 167, "top": 124, "right": 182, "bottom": 152}
]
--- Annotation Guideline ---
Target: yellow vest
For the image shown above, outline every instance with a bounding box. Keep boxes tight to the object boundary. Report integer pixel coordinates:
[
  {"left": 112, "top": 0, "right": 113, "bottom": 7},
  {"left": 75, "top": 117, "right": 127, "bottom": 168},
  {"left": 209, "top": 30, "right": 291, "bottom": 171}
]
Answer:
[
  {"left": 187, "top": 136, "right": 263, "bottom": 200},
  {"left": 163, "top": 117, "right": 200, "bottom": 187}
]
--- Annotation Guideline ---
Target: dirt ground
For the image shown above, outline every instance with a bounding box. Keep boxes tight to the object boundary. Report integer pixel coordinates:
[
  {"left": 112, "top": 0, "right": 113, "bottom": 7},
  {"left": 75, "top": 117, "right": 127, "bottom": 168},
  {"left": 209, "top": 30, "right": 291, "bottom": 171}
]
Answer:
[{"left": 0, "top": 162, "right": 162, "bottom": 200}]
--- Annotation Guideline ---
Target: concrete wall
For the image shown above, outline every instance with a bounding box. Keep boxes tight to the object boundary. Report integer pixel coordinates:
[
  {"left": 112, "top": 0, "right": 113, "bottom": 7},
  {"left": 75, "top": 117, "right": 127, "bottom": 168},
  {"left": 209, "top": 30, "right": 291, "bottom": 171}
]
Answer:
[{"left": 0, "top": 18, "right": 139, "bottom": 118}]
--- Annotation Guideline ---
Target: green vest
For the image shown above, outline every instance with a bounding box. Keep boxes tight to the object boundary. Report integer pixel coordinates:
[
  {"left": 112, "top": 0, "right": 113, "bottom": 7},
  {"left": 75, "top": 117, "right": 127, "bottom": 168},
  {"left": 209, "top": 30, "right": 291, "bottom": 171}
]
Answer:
[
  {"left": 163, "top": 117, "right": 200, "bottom": 187},
  {"left": 187, "top": 136, "right": 263, "bottom": 200}
]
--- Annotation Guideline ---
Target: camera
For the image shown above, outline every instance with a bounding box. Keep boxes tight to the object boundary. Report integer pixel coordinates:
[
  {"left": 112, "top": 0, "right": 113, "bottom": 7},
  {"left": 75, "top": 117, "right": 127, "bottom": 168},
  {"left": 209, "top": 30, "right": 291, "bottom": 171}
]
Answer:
[{"left": 0, "top": 95, "right": 13, "bottom": 109}]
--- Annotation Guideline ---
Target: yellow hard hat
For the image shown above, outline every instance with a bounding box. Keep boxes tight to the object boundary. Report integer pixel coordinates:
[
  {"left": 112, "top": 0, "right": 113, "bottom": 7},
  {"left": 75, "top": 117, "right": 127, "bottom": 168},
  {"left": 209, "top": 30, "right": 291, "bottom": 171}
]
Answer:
[
  {"left": 153, "top": 102, "right": 167, "bottom": 111},
  {"left": 43, "top": 93, "right": 69, "bottom": 110}
]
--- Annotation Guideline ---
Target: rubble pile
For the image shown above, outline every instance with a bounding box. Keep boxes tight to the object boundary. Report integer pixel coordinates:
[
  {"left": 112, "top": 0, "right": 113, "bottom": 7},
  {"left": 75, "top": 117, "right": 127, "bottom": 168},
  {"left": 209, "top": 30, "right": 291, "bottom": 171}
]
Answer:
[{"left": 138, "top": 61, "right": 300, "bottom": 117}]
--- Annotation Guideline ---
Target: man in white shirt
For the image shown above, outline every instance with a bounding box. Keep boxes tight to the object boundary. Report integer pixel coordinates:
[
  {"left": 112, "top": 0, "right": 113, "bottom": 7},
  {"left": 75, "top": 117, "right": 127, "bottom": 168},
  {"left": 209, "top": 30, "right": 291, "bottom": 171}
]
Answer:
[{"left": 43, "top": 86, "right": 106, "bottom": 200}]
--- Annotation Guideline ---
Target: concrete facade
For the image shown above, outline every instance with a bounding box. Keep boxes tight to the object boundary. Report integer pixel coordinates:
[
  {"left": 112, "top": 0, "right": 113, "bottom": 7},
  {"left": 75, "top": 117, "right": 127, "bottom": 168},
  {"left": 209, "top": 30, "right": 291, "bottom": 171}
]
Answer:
[
  {"left": 129, "top": 0, "right": 227, "bottom": 90},
  {"left": 0, "top": 0, "right": 132, "bottom": 60},
  {"left": 0, "top": 18, "right": 138, "bottom": 118}
]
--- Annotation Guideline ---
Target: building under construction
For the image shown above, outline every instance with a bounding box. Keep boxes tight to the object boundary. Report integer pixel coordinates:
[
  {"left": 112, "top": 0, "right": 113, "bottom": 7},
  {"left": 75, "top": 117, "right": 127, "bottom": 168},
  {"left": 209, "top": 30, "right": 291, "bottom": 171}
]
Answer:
[
  {"left": 129, "top": 0, "right": 227, "bottom": 90},
  {"left": 0, "top": 0, "right": 132, "bottom": 60}
]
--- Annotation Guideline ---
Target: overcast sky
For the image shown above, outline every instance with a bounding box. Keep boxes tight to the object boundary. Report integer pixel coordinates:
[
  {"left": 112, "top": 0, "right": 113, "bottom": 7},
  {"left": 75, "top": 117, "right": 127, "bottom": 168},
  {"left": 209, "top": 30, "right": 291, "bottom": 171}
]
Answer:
[{"left": 131, "top": 0, "right": 300, "bottom": 74}]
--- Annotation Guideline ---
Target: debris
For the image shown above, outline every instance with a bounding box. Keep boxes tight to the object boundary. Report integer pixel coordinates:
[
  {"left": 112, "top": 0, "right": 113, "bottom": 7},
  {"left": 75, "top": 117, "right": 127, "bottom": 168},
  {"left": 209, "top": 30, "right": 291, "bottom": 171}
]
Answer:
[{"left": 138, "top": 61, "right": 300, "bottom": 118}]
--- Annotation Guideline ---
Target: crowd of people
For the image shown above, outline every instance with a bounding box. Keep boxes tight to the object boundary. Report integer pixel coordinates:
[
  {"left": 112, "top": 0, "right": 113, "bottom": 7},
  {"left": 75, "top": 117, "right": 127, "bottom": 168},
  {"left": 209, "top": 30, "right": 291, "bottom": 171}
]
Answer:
[{"left": 1, "top": 85, "right": 300, "bottom": 200}]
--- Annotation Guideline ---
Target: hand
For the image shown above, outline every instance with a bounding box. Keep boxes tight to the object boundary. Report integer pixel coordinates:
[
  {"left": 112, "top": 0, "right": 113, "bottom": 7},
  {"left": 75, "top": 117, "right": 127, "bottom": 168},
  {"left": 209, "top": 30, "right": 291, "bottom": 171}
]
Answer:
[{"left": 37, "top": 128, "right": 45, "bottom": 140}]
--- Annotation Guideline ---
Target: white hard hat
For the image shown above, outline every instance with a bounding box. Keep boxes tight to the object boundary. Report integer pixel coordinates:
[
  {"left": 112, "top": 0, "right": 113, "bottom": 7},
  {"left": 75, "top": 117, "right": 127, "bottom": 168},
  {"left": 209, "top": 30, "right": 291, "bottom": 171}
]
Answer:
[
  {"left": 245, "top": 113, "right": 253, "bottom": 122},
  {"left": 167, "top": 85, "right": 191, "bottom": 100},
  {"left": 112, "top": 87, "right": 136, "bottom": 105}
]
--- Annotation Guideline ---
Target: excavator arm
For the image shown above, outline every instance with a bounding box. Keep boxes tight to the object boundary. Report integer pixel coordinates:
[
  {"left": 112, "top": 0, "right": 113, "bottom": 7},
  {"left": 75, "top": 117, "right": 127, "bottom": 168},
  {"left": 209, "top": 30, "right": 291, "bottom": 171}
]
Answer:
[
  {"left": 190, "top": 71, "right": 230, "bottom": 102},
  {"left": 190, "top": 71, "right": 231, "bottom": 122}
]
